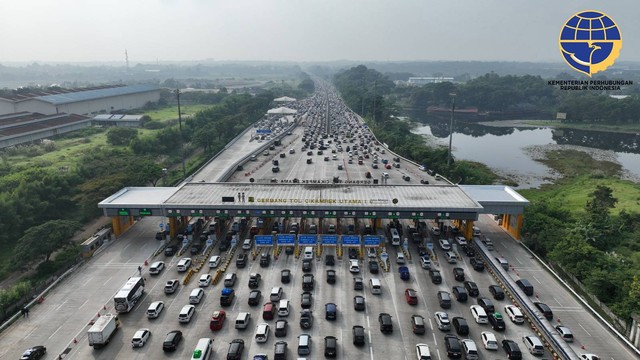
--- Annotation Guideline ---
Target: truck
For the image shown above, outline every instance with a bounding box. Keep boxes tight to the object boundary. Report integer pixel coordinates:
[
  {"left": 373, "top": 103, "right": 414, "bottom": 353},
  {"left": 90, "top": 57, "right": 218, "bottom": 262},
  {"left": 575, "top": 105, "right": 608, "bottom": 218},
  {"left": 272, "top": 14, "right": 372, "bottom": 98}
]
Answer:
[{"left": 87, "top": 314, "right": 120, "bottom": 348}]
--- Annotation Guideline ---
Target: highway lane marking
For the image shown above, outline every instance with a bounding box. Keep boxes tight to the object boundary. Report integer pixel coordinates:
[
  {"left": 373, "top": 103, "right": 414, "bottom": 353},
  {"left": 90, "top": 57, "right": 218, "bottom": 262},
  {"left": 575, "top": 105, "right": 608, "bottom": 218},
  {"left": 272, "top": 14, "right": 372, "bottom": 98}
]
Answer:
[
  {"left": 79, "top": 299, "right": 88, "bottom": 309},
  {"left": 47, "top": 324, "right": 61, "bottom": 340},
  {"left": 24, "top": 326, "right": 37, "bottom": 340},
  {"left": 532, "top": 275, "right": 542, "bottom": 284},
  {"left": 553, "top": 296, "right": 563, "bottom": 306},
  {"left": 82, "top": 277, "right": 93, "bottom": 287},
  {"left": 578, "top": 323, "right": 592, "bottom": 336},
  {"left": 103, "top": 276, "right": 112, "bottom": 286},
  {"left": 55, "top": 299, "right": 68, "bottom": 311},
  {"left": 514, "top": 256, "right": 523, "bottom": 264}
]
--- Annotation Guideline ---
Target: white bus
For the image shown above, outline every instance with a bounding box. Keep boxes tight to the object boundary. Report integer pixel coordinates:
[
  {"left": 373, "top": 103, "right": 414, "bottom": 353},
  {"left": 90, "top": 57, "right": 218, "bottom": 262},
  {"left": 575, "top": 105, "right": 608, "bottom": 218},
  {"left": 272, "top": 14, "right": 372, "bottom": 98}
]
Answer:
[{"left": 114, "top": 276, "right": 145, "bottom": 313}]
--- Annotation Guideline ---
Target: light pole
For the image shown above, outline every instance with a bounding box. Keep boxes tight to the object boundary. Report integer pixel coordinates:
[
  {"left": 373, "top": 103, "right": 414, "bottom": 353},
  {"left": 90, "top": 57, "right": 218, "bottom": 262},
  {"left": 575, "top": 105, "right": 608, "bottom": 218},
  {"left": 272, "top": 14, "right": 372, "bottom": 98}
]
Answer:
[
  {"left": 447, "top": 93, "right": 456, "bottom": 167},
  {"left": 176, "top": 89, "right": 186, "bottom": 179}
]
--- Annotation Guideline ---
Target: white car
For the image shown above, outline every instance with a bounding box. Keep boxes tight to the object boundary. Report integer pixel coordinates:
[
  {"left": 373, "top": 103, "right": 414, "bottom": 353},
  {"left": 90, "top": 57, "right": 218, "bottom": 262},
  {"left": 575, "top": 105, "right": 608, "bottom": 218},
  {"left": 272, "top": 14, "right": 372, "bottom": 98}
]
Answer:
[
  {"left": 148, "top": 261, "right": 165, "bottom": 275},
  {"left": 131, "top": 328, "right": 151, "bottom": 348},
  {"left": 455, "top": 236, "right": 467, "bottom": 246},
  {"left": 438, "top": 238, "right": 451, "bottom": 251},
  {"left": 445, "top": 251, "right": 457, "bottom": 264},
  {"left": 349, "top": 260, "right": 360, "bottom": 273},
  {"left": 146, "top": 301, "right": 165, "bottom": 319},
  {"left": 419, "top": 255, "right": 431, "bottom": 269},
  {"left": 431, "top": 226, "right": 441, "bottom": 236},
  {"left": 434, "top": 311, "right": 451, "bottom": 331},
  {"left": 504, "top": 305, "right": 524, "bottom": 324},
  {"left": 198, "top": 274, "right": 212, "bottom": 287},
  {"left": 481, "top": 331, "right": 498, "bottom": 350},
  {"left": 580, "top": 355, "right": 600, "bottom": 360},
  {"left": 470, "top": 305, "right": 488, "bottom": 324},
  {"left": 255, "top": 323, "right": 270, "bottom": 343},
  {"left": 415, "top": 343, "right": 431, "bottom": 360}
]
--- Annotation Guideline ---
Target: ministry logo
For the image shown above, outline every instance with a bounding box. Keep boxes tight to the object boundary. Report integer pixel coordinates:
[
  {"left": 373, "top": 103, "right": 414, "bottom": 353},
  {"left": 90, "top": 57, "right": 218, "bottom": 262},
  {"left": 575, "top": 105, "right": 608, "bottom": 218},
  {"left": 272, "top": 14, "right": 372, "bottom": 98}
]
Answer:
[{"left": 559, "top": 10, "right": 622, "bottom": 77}]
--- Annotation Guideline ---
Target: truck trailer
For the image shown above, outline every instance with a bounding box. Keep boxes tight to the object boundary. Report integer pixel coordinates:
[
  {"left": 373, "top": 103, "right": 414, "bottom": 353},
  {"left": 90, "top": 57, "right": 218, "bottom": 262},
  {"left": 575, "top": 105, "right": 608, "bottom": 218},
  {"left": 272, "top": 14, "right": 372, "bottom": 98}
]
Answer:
[{"left": 87, "top": 314, "right": 120, "bottom": 348}]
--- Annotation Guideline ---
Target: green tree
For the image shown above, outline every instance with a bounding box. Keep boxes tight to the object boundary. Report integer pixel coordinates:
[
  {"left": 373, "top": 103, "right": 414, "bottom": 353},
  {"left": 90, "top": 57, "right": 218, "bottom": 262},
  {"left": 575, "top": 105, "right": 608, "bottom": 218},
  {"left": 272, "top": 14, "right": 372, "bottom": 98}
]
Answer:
[
  {"left": 13, "top": 220, "right": 82, "bottom": 263},
  {"left": 106, "top": 127, "right": 139, "bottom": 146}
]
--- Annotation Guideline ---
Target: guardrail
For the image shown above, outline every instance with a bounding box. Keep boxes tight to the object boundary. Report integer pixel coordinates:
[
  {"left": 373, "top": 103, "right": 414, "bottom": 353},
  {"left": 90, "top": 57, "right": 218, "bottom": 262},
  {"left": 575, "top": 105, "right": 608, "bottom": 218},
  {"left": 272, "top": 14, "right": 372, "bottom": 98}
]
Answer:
[{"left": 474, "top": 238, "right": 576, "bottom": 359}]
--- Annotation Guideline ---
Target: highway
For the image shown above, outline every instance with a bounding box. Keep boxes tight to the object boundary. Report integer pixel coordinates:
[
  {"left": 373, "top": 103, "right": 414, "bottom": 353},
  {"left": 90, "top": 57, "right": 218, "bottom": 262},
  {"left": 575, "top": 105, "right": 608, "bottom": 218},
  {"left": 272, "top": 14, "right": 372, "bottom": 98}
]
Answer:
[{"left": 0, "top": 81, "right": 636, "bottom": 360}]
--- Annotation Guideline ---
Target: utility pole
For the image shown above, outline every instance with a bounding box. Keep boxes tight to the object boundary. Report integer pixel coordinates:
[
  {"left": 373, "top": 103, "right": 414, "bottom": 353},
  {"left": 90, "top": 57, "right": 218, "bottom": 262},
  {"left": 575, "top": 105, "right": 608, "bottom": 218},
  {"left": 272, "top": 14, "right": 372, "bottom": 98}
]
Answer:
[
  {"left": 447, "top": 93, "right": 456, "bottom": 167},
  {"left": 176, "top": 89, "right": 186, "bottom": 179}
]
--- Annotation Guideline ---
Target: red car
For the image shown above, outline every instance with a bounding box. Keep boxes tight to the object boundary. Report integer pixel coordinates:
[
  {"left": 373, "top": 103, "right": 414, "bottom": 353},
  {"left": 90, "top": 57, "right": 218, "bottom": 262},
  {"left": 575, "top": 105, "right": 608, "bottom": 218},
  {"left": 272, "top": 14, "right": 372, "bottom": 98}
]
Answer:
[
  {"left": 405, "top": 288, "right": 418, "bottom": 305},
  {"left": 209, "top": 310, "right": 226, "bottom": 331},
  {"left": 385, "top": 164, "right": 392, "bottom": 169},
  {"left": 263, "top": 302, "right": 275, "bottom": 320}
]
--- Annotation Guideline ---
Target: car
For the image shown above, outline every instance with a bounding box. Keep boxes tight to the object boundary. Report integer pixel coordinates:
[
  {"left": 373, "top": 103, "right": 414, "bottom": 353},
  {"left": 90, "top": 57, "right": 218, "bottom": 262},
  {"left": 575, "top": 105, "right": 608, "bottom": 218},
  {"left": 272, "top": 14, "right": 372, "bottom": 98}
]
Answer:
[
  {"left": 462, "top": 281, "right": 479, "bottom": 297},
  {"left": 504, "top": 305, "right": 525, "bottom": 324},
  {"left": 324, "top": 336, "right": 338, "bottom": 358},
  {"left": 452, "top": 316, "right": 469, "bottom": 336},
  {"left": 146, "top": 301, "right": 165, "bottom": 318},
  {"left": 453, "top": 267, "right": 465, "bottom": 281},
  {"left": 415, "top": 343, "right": 431, "bottom": 360},
  {"left": 302, "top": 259, "right": 312, "bottom": 272},
  {"left": 260, "top": 253, "right": 271, "bottom": 267},
  {"left": 378, "top": 313, "right": 393, "bottom": 333},
  {"left": 248, "top": 273, "right": 262, "bottom": 289},
  {"left": 325, "top": 303, "right": 337, "bottom": 320},
  {"left": 149, "top": 261, "right": 165, "bottom": 275},
  {"left": 470, "top": 257, "right": 485, "bottom": 271},
  {"left": 301, "top": 291, "right": 313, "bottom": 308},
  {"left": 481, "top": 331, "right": 499, "bottom": 350},
  {"left": 221, "top": 287, "right": 235, "bottom": 306},
  {"left": 274, "top": 340, "right": 288, "bottom": 359},
  {"left": 470, "top": 305, "right": 488, "bottom": 324},
  {"left": 224, "top": 273, "right": 237, "bottom": 287},
  {"left": 281, "top": 269, "right": 291, "bottom": 283},
  {"left": 580, "top": 354, "right": 600, "bottom": 360},
  {"left": 488, "top": 312, "right": 506, "bottom": 331},
  {"left": 502, "top": 339, "right": 522, "bottom": 359},
  {"left": 444, "top": 334, "right": 462, "bottom": 358},
  {"left": 439, "top": 238, "right": 451, "bottom": 250},
  {"left": 164, "top": 279, "right": 179, "bottom": 294},
  {"left": 555, "top": 325, "right": 574, "bottom": 342},
  {"left": 325, "top": 254, "right": 335, "bottom": 265},
  {"left": 477, "top": 297, "right": 495, "bottom": 313},
  {"left": 368, "top": 259, "right": 379, "bottom": 273},
  {"left": 255, "top": 323, "right": 270, "bottom": 343},
  {"left": 429, "top": 269, "right": 442, "bottom": 284},
  {"left": 405, "top": 288, "right": 418, "bottom": 305},
  {"left": 352, "top": 325, "right": 366, "bottom": 346},
  {"left": 445, "top": 251, "right": 457, "bottom": 263},
  {"left": 534, "top": 302, "right": 554, "bottom": 320},
  {"left": 399, "top": 265, "right": 410, "bottom": 280},
  {"left": 162, "top": 330, "right": 182, "bottom": 352},
  {"left": 348, "top": 248, "right": 358, "bottom": 259},
  {"left": 177, "top": 257, "right": 192, "bottom": 271},
  {"left": 452, "top": 286, "right": 468, "bottom": 302},
  {"left": 248, "top": 290, "right": 261, "bottom": 306},
  {"left": 227, "top": 339, "right": 244, "bottom": 360},
  {"left": 198, "top": 273, "right": 212, "bottom": 287},
  {"left": 302, "top": 273, "right": 315, "bottom": 291},
  {"left": 164, "top": 245, "right": 178, "bottom": 256},
  {"left": 300, "top": 309, "right": 313, "bottom": 329},
  {"left": 326, "top": 269, "right": 336, "bottom": 284},
  {"left": 434, "top": 311, "right": 451, "bottom": 331},
  {"left": 431, "top": 226, "right": 441, "bottom": 236},
  {"left": 275, "top": 319, "right": 288, "bottom": 337},
  {"left": 420, "top": 255, "right": 431, "bottom": 269},
  {"left": 349, "top": 259, "right": 360, "bottom": 273},
  {"left": 262, "top": 302, "right": 276, "bottom": 320},
  {"left": 489, "top": 285, "right": 505, "bottom": 300},
  {"left": 209, "top": 310, "right": 226, "bottom": 330},
  {"left": 19, "top": 346, "right": 46, "bottom": 360}
]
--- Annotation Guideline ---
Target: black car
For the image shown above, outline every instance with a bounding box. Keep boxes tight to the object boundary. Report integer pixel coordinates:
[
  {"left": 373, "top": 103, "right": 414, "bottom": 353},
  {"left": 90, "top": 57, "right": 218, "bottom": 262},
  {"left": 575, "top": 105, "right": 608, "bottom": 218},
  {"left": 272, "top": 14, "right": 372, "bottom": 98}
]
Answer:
[
  {"left": 19, "top": 346, "right": 46, "bottom": 360},
  {"left": 452, "top": 317, "right": 469, "bottom": 336},
  {"left": 326, "top": 269, "right": 336, "bottom": 284},
  {"left": 463, "top": 281, "right": 479, "bottom": 297},
  {"left": 281, "top": 269, "right": 291, "bottom": 283},
  {"left": 227, "top": 339, "right": 244, "bottom": 360},
  {"left": 378, "top": 313, "right": 393, "bottom": 333},
  {"left": 353, "top": 295, "right": 365, "bottom": 311},
  {"left": 452, "top": 267, "right": 465, "bottom": 281},
  {"left": 301, "top": 291, "right": 312, "bottom": 308},
  {"left": 444, "top": 335, "right": 462, "bottom": 358},
  {"left": 489, "top": 285, "right": 505, "bottom": 300},
  {"left": 248, "top": 290, "right": 261, "bottom": 306},
  {"left": 302, "top": 259, "right": 312, "bottom": 272},
  {"left": 368, "top": 260, "right": 379, "bottom": 273},
  {"left": 302, "top": 274, "right": 315, "bottom": 291},
  {"left": 162, "top": 330, "right": 183, "bottom": 352},
  {"left": 534, "top": 302, "right": 554, "bottom": 320},
  {"left": 300, "top": 309, "right": 313, "bottom": 329},
  {"left": 260, "top": 253, "right": 271, "bottom": 267},
  {"left": 348, "top": 248, "right": 358, "bottom": 259},
  {"left": 352, "top": 325, "right": 365, "bottom": 346},
  {"left": 248, "top": 273, "right": 261, "bottom": 289},
  {"left": 464, "top": 246, "right": 476, "bottom": 257},
  {"left": 429, "top": 269, "right": 442, "bottom": 284},
  {"left": 478, "top": 297, "right": 495, "bottom": 313},
  {"left": 325, "top": 303, "right": 337, "bottom": 320},
  {"left": 324, "top": 336, "right": 338, "bottom": 358},
  {"left": 325, "top": 254, "right": 335, "bottom": 266},
  {"left": 164, "top": 245, "right": 178, "bottom": 256},
  {"left": 489, "top": 312, "right": 506, "bottom": 331},
  {"left": 275, "top": 319, "right": 288, "bottom": 337},
  {"left": 502, "top": 339, "right": 523, "bottom": 360},
  {"left": 470, "top": 257, "right": 485, "bottom": 271}
]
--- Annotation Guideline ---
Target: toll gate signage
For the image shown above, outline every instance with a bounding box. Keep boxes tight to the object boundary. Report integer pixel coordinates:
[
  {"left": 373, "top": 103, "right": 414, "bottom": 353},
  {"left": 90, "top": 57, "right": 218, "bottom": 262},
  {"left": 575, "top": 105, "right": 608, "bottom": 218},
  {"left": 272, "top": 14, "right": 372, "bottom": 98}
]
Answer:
[
  {"left": 321, "top": 235, "right": 338, "bottom": 245},
  {"left": 276, "top": 234, "right": 295, "bottom": 245},
  {"left": 342, "top": 235, "right": 361, "bottom": 246},
  {"left": 298, "top": 235, "right": 317, "bottom": 245},
  {"left": 363, "top": 236, "right": 381, "bottom": 247},
  {"left": 255, "top": 235, "right": 274, "bottom": 246},
  {"left": 256, "top": 129, "right": 272, "bottom": 134}
]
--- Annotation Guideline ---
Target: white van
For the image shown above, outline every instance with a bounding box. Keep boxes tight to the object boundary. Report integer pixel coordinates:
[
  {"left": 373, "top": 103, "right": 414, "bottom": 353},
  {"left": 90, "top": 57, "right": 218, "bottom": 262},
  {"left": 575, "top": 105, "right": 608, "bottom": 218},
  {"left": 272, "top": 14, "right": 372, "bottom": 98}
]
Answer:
[
  {"left": 242, "top": 238, "right": 252, "bottom": 250},
  {"left": 369, "top": 278, "right": 382, "bottom": 295},
  {"left": 461, "top": 339, "right": 479, "bottom": 360},
  {"left": 191, "top": 338, "right": 213, "bottom": 360},
  {"left": 278, "top": 299, "right": 290, "bottom": 317},
  {"left": 189, "top": 288, "right": 205, "bottom": 304},
  {"left": 208, "top": 255, "right": 221, "bottom": 269},
  {"left": 390, "top": 228, "right": 400, "bottom": 245},
  {"left": 235, "top": 312, "right": 251, "bottom": 329},
  {"left": 303, "top": 247, "right": 314, "bottom": 260}
]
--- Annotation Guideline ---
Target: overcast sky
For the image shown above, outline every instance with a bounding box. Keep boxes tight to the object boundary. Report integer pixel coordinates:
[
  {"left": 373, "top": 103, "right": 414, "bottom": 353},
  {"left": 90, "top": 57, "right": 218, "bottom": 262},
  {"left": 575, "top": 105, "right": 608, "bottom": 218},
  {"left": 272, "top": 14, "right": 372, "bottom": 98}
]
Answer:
[{"left": 1, "top": 0, "right": 637, "bottom": 63}]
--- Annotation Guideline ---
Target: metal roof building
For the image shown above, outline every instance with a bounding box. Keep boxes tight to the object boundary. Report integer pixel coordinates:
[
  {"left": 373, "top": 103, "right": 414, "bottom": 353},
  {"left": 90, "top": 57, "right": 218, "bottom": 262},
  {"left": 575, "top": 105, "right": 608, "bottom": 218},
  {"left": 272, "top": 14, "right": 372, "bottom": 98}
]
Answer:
[
  {"left": 0, "top": 84, "right": 161, "bottom": 116},
  {"left": 0, "top": 112, "right": 91, "bottom": 149}
]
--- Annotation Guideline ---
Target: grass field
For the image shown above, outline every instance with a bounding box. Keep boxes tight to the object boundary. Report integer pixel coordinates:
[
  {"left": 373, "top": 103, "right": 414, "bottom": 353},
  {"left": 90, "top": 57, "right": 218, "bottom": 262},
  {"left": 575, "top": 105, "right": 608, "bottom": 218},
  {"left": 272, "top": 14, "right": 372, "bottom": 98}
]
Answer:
[
  {"left": 523, "top": 120, "right": 640, "bottom": 134},
  {"left": 143, "top": 105, "right": 211, "bottom": 122}
]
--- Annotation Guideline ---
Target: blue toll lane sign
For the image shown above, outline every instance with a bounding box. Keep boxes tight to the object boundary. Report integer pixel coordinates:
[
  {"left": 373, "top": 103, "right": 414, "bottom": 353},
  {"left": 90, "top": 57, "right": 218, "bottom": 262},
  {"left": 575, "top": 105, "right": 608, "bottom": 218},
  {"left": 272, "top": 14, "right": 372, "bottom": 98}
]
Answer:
[
  {"left": 256, "top": 129, "right": 272, "bottom": 134},
  {"left": 342, "top": 235, "right": 361, "bottom": 246},
  {"left": 321, "top": 235, "right": 338, "bottom": 245},
  {"left": 298, "top": 235, "right": 317, "bottom": 245},
  {"left": 255, "top": 235, "right": 274, "bottom": 246},
  {"left": 276, "top": 234, "right": 295, "bottom": 245},
  {"left": 363, "top": 236, "right": 381, "bottom": 247}
]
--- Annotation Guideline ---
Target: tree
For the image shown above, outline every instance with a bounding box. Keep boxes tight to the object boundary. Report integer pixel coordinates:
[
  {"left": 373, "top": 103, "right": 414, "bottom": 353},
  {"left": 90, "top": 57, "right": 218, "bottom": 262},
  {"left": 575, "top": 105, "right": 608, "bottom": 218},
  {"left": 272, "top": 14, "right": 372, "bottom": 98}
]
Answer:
[
  {"left": 106, "top": 127, "right": 138, "bottom": 146},
  {"left": 13, "top": 220, "right": 82, "bottom": 263}
]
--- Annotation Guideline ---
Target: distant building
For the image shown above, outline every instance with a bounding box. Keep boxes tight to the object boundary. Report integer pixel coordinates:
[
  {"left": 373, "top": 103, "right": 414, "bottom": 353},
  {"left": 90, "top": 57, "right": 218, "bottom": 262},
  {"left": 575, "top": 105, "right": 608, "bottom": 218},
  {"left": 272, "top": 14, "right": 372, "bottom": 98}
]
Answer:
[
  {"left": 407, "top": 77, "right": 455, "bottom": 86},
  {"left": 0, "top": 112, "right": 91, "bottom": 149},
  {"left": 93, "top": 114, "right": 145, "bottom": 128},
  {"left": 0, "top": 84, "right": 160, "bottom": 116}
]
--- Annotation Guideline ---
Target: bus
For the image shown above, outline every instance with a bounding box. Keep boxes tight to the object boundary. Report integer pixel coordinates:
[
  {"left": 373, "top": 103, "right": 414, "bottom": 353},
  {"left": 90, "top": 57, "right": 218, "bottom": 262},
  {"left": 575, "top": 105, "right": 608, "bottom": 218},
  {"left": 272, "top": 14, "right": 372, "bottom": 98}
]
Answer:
[{"left": 114, "top": 277, "right": 145, "bottom": 313}]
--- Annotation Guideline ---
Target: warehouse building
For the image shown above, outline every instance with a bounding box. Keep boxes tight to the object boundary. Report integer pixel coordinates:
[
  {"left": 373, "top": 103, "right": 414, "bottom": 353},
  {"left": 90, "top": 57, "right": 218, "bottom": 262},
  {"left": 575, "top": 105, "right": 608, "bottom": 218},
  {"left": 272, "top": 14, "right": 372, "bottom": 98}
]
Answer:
[{"left": 0, "top": 112, "right": 91, "bottom": 149}]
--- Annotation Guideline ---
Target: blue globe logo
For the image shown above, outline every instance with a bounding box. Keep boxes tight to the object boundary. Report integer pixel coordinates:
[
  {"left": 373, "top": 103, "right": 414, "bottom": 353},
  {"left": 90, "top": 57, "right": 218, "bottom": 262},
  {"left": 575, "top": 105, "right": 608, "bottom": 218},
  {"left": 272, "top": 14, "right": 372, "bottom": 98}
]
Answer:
[{"left": 559, "top": 10, "right": 622, "bottom": 76}]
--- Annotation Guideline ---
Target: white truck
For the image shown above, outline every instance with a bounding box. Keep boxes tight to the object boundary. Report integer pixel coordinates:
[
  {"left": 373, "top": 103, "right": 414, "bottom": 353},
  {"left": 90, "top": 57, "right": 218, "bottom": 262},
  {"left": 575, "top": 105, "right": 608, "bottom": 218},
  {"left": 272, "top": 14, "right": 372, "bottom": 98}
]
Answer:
[{"left": 87, "top": 314, "right": 120, "bottom": 348}]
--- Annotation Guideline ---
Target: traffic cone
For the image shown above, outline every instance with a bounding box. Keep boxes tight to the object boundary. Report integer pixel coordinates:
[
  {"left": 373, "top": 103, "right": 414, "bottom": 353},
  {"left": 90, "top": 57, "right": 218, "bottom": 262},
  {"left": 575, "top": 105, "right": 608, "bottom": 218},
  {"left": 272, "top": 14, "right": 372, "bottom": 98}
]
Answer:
[{"left": 73, "top": 338, "right": 77, "bottom": 344}]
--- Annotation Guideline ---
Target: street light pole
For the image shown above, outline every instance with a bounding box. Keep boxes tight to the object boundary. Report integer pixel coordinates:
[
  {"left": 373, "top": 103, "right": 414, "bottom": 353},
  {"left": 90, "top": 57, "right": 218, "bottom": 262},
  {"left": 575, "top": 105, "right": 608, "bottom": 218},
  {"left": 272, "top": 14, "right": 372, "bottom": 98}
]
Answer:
[
  {"left": 176, "top": 89, "right": 186, "bottom": 179},
  {"left": 447, "top": 93, "right": 456, "bottom": 167}
]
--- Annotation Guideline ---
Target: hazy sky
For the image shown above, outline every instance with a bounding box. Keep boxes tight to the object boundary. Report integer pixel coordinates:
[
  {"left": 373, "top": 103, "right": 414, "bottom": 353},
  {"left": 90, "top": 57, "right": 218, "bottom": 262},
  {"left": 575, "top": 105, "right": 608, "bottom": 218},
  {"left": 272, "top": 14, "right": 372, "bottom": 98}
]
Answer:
[{"left": 1, "top": 0, "right": 638, "bottom": 63}]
